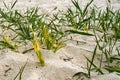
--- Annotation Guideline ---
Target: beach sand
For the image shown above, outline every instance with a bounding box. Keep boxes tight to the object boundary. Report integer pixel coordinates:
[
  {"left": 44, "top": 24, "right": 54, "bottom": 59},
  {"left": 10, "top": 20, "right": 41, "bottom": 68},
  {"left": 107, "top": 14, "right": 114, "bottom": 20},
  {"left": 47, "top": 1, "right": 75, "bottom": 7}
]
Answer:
[{"left": 0, "top": 0, "right": 120, "bottom": 80}]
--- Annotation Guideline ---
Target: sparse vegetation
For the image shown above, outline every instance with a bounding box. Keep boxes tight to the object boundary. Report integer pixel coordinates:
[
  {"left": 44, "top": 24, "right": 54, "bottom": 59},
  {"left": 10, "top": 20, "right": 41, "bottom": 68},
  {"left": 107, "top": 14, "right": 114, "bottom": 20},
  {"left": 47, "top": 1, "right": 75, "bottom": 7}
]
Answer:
[{"left": 0, "top": 0, "right": 119, "bottom": 79}]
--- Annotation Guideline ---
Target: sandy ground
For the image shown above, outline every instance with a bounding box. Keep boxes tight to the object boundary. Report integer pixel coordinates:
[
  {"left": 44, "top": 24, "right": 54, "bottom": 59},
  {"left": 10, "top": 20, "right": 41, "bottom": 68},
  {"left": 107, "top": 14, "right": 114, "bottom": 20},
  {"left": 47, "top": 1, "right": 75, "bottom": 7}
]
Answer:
[{"left": 0, "top": 0, "right": 120, "bottom": 80}]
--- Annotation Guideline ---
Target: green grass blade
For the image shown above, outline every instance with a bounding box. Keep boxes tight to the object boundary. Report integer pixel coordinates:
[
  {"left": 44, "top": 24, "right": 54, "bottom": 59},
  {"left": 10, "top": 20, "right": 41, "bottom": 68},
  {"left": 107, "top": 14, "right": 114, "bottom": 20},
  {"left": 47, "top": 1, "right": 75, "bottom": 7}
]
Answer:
[
  {"left": 71, "top": 0, "right": 82, "bottom": 15},
  {"left": 65, "top": 30, "right": 94, "bottom": 36},
  {"left": 0, "top": 9, "right": 9, "bottom": 21},
  {"left": 105, "top": 66, "right": 120, "bottom": 73},
  {"left": 2, "top": 1, "right": 9, "bottom": 10},
  {"left": 83, "top": 0, "right": 93, "bottom": 16},
  {"left": 86, "top": 57, "right": 104, "bottom": 75},
  {"left": 13, "top": 62, "right": 27, "bottom": 80},
  {"left": 11, "top": 0, "right": 18, "bottom": 9},
  {"left": 73, "top": 72, "right": 89, "bottom": 78}
]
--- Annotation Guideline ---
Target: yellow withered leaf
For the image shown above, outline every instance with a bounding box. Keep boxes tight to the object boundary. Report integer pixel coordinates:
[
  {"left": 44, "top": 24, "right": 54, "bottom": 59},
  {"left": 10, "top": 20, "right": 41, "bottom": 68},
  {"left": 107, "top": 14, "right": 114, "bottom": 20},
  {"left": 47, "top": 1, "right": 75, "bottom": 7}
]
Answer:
[
  {"left": 32, "top": 40, "right": 45, "bottom": 66},
  {"left": 3, "top": 33, "right": 11, "bottom": 43},
  {"left": 32, "top": 40, "right": 40, "bottom": 53},
  {"left": 83, "top": 27, "right": 88, "bottom": 33}
]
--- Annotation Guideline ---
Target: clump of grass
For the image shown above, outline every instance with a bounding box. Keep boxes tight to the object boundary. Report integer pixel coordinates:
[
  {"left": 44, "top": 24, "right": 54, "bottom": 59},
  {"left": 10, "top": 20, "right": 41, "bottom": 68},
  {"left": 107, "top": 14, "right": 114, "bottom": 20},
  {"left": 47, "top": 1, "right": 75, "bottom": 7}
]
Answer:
[
  {"left": 50, "top": 0, "right": 94, "bottom": 45},
  {"left": 67, "top": 0, "right": 120, "bottom": 79},
  {"left": 0, "top": 0, "right": 65, "bottom": 66},
  {"left": 0, "top": 7, "right": 45, "bottom": 66},
  {"left": 0, "top": 32, "right": 18, "bottom": 51},
  {"left": 61, "top": 0, "right": 93, "bottom": 31}
]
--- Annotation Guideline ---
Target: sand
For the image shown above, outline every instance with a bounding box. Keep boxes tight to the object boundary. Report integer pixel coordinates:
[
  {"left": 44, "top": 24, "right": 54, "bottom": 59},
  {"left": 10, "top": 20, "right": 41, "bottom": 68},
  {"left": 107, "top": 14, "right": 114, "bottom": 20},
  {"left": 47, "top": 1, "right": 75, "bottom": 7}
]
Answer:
[{"left": 0, "top": 0, "right": 120, "bottom": 80}]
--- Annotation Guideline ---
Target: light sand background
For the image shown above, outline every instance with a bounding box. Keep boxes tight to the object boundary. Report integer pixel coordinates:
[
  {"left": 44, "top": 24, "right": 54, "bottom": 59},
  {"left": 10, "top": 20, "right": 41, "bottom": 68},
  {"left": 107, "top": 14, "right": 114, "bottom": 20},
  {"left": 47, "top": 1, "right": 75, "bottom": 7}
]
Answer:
[{"left": 0, "top": 0, "right": 120, "bottom": 80}]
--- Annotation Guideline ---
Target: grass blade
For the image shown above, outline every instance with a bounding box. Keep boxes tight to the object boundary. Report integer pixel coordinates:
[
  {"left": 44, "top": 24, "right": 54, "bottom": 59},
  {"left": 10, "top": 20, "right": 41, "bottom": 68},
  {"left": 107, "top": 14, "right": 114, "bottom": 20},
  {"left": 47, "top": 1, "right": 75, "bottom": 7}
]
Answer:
[
  {"left": 11, "top": 0, "right": 18, "bottom": 9},
  {"left": 13, "top": 62, "right": 27, "bottom": 80},
  {"left": 2, "top": 1, "right": 9, "bottom": 10},
  {"left": 83, "top": 0, "right": 93, "bottom": 16},
  {"left": 66, "top": 30, "right": 94, "bottom": 36}
]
